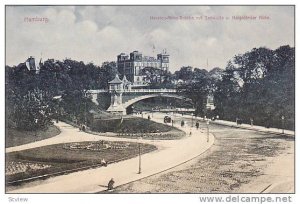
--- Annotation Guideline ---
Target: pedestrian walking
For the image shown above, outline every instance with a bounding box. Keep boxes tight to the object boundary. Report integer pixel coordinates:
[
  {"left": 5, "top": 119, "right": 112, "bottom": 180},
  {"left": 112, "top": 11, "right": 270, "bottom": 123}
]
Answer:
[
  {"left": 196, "top": 121, "right": 199, "bottom": 129},
  {"left": 107, "top": 178, "right": 115, "bottom": 190},
  {"left": 250, "top": 118, "right": 254, "bottom": 127},
  {"left": 101, "top": 158, "right": 107, "bottom": 167}
]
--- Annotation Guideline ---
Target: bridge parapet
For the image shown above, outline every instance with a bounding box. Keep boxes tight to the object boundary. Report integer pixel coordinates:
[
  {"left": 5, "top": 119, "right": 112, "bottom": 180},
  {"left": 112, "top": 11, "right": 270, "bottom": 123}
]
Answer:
[
  {"left": 87, "top": 90, "right": 108, "bottom": 94},
  {"left": 124, "top": 89, "right": 177, "bottom": 93},
  {"left": 87, "top": 89, "right": 177, "bottom": 94}
]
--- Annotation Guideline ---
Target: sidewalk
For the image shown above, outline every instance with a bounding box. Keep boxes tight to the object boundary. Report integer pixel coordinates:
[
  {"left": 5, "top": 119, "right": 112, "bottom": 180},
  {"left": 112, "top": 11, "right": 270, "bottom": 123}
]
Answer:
[
  {"left": 170, "top": 113, "right": 294, "bottom": 136},
  {"left": 212, "top": 119, "right": 294, "bottom": 136},
  {"left": 7, "top": 115, "right": 214, "bottom": 193}
]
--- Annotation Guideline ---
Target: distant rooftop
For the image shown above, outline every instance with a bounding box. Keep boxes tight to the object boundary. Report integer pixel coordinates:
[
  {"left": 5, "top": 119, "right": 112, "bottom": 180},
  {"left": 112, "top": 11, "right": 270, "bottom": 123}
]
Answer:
[{"left": 108, "top": 74, "right": 122, "bottom": 84}]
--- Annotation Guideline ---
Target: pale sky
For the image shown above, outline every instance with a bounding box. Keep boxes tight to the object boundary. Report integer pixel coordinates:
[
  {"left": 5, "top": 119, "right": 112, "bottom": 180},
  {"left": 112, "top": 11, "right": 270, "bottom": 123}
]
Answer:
[{"left": 6, "top": 6, "right": 294, "bottom": 72}]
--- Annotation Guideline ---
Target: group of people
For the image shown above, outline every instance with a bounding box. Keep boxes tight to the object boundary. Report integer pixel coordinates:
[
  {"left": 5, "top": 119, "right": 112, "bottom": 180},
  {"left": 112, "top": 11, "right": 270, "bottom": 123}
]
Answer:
[
  {"left": 100, "top": 159, "right": 114, "bottom": 190},
  {"left": 181, "top": 120, "right": 200, "bottom": 128},
  {"left": 79, "top": 124, "right": 86, "bottom": 131}
]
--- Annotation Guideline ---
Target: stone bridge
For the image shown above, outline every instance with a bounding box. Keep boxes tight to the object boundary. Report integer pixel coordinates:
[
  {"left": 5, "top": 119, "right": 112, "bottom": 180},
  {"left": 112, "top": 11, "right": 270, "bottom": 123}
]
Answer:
[
  {"left": 87, "top": 88, "right": 191, "bottom": 115},
  {"left": 87, "top": 74, "right": 213, "bottom": 115}
]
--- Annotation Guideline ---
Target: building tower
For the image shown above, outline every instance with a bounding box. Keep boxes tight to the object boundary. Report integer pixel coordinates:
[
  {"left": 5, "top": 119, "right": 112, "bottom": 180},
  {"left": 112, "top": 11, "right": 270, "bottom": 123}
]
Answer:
[
  {"left": 107, "top": 74, "right": 126, "bottom": 114},
  {"left": 157, "top": 49, "right": 169, "bottom": 73}
]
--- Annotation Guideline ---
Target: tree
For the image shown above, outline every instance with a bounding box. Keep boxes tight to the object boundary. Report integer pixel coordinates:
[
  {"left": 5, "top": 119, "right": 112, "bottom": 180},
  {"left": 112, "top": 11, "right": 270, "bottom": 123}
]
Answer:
[
  {"left": 6, "top": 58, "right": 110, "bottom": 131},
  {"left": 176, "top": 67, "right": 212, "bottom": 116},
  {"left": 6, "top": 88, "right": 53, "bottom": 131},
  {"left": 101, "top": 61, "right": 118, "bottom": 82},
  {"left": 214, "top": 45, "right": 295, "bottom": 129}
]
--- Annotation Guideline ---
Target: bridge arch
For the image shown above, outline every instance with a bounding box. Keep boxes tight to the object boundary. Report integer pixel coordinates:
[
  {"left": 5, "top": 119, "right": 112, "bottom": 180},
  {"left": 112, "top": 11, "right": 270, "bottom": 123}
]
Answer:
[
  {"left": 123, "top": 93, "right": 192, "bottom": 109},
  {"left": 90, "top": 88, "right": 195, "bottom": 115}
]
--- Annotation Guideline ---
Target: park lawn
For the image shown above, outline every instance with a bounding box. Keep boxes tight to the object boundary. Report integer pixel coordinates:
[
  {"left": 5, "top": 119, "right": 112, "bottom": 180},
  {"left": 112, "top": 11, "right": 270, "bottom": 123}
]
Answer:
[
  {"left": 91, "top": 117, "right": 185, "bottom": 140},
  {"left": 6, "top": 141, "right": 157, "bottom": 184},
  {"left": 114, "top": 131, "right": 185, "bottom": 140},
  {"left": 6, "top": 125, "right": 61, "bottom": 148}
]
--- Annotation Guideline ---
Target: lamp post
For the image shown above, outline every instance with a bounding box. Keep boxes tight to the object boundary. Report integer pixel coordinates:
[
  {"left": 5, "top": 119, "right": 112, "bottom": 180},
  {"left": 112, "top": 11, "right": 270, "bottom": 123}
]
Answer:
[
  {"left": 206, "top": 120, "right": 210, "bottom": 142},
  {"left": 53, "top": 95, "right": 62, "bottom": 123},
  {"left": 250, "top": 118, "right": 253, "bottom": 127},
  {"left": 34, "top": 118, "right": 38, "bottom": 142},
  {"left": 281, "top": 116, "right": 285, "bottom": 134},
  {"left": 138, "top": 136, "right": 142, "bottom": 174},
  {"left": 191, "top": 113, "right": 194, "bottom": 127},
  {"left": 84, "top": 92, "right": 87, "bottom": 127}
]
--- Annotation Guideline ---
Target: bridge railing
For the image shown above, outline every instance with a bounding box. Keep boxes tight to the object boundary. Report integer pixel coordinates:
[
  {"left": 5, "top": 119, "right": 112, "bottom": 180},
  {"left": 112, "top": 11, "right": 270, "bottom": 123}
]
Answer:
[
  {"left": 124, "top": 89, "right": 177, "bottom": 93},
  {"left": 155, "top": 108, "right": 196, "bottom": 112},
  {"left": 87, "top": 89, "right": 177, "bottom": 94},
  {"left": 87, "top": 90, "right": 108, "bottom": 94}
]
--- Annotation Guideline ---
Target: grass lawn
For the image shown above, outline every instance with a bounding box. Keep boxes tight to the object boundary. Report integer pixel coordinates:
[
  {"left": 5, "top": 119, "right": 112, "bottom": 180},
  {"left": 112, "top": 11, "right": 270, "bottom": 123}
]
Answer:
[
  {"left": 110, "top": 130, "right": 185, "bottom": 140},
  {"left": 6, "top": 140, "right": 157, "bottom": 184},
  {"left": 91, "top": 117, "right": 185, "bottom": 140},
  {"left": 6, "top": 125, "right": 61, "bottom": 148}
]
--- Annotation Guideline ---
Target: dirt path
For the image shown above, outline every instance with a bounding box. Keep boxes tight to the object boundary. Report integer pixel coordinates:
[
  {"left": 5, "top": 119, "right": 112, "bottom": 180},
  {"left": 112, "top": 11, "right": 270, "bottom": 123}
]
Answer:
[{"left": 112, "top": 124, "right": 294, "bottom": 193}]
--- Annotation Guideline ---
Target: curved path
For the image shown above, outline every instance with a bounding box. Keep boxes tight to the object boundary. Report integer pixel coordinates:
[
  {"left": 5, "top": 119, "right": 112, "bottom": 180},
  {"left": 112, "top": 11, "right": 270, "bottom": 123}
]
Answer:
[
  {"left": 112, "top": 116, "right": 294, "bottom": 193},
  {"left": 6, "top": 114, "right": 214, "bottom": 193}
]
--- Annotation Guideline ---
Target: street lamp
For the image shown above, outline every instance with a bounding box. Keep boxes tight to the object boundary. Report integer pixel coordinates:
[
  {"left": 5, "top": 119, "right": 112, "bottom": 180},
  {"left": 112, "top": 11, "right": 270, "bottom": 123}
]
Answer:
[
  {"left": 206, "top": 120, "right": 210, "bottom": 142},
  {"left": 34, "top": 118, "right": 38, "bottom": 142},
  {"left": 138, "top": 136, "right": 142, "bottom": 174},
  {"left": 281, "top": 116, "right": 285, "bottom": 134},
  {"left": 53, "top": 95, "right": 62, "bottom": 123},
  {"left": 84, "top": 92, "right": 87, "bottom": 126},
  {"left": 191, "top": 113, "right": 194, "bottom": 127}
]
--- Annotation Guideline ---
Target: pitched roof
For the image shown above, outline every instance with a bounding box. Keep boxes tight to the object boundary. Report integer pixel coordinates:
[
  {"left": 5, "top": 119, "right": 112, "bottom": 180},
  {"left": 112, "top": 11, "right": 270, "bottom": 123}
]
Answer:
[
  {"left": 108, "top": 74, "right": 122, "bottom": 84},
  {"left": 122, "top": 75, "right": 130, "bottom": 84}
]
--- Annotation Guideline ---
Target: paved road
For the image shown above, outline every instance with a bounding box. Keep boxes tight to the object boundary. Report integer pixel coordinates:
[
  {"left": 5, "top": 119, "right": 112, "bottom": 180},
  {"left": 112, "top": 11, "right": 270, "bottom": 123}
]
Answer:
[
  {"left": 6, "top": 114, "right": 214, "bottom": 193},
  {"left": 112, "top": 119, "right": 294, "bottom": 193},
  {"left": 164, "top": 112, "right": 294, "bottom": 136}
]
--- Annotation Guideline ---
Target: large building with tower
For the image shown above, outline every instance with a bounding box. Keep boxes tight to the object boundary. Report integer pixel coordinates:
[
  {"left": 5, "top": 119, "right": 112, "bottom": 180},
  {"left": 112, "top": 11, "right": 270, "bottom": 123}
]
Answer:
[{"left": 117, "top": 50, "right": 169, "bottom": 87}]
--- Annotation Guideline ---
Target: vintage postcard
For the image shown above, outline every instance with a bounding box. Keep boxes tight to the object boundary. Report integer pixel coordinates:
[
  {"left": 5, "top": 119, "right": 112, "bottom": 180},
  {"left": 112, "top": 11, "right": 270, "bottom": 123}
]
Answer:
[{"left": 4, "top": 5, "right": 295, "bottom": 198}]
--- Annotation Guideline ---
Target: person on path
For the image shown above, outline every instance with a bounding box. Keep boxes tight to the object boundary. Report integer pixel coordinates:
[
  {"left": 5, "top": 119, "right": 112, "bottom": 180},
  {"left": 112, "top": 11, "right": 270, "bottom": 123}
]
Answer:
[
  {"left": 101, "top": 158, "right": 107, "bottom": 167},
  {"left": 196, "top": 121, "right": 199, "bottom": 129},
  {"left": 107, "top": 178, "right": 115, "bottom": 190}
]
